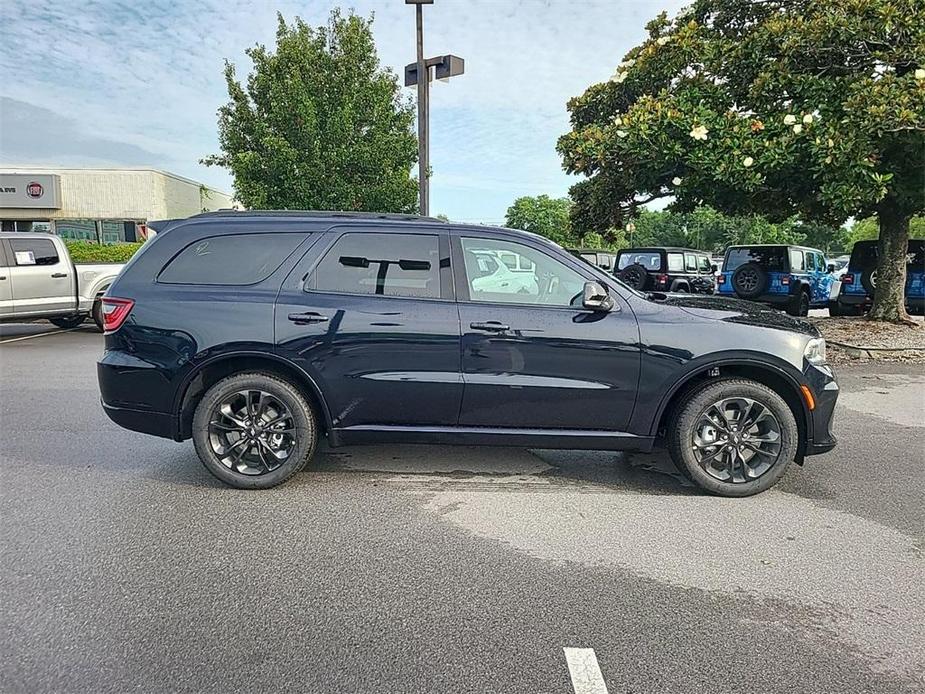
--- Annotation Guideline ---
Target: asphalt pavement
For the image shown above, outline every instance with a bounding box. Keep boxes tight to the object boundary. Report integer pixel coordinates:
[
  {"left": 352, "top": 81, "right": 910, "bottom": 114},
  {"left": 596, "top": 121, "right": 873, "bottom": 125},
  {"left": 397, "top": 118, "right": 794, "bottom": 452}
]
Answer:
[{"left": 1, "top": 325, "right": 922, "bottom": 693}]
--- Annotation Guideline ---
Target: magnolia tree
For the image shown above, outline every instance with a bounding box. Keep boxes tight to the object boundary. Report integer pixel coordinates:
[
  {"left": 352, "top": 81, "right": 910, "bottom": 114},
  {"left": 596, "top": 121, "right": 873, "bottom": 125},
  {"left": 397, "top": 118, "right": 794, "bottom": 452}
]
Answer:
[{"left": 558, "top": 0, "right": 925, "bottom": 322}]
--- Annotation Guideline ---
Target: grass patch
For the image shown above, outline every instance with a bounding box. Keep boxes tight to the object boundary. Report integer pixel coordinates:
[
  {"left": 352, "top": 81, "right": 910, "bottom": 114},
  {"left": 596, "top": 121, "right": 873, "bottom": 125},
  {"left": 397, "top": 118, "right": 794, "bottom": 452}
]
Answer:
[{"left": 64, "top": 240, "right": 144, "bottom": 264}]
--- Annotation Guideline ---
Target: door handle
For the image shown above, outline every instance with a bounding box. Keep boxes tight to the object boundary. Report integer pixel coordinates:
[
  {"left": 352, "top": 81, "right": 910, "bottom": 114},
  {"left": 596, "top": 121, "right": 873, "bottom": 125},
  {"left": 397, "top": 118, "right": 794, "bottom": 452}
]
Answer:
[
  {"left": 288, "top": 311, "right": 329, "bottom": 325},
  {"left": 51, "top": 272, "right": 68, "bottom": 278},
  {"left": 470, "top": 321, "right": 509, "bottom": 332}
]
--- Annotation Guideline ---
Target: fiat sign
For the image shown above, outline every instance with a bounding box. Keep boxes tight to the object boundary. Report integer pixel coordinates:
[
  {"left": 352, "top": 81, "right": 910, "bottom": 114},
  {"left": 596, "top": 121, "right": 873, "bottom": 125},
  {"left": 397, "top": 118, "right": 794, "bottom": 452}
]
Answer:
[{"left": 0, "top": 174, "right": 61, "bottom": 209}]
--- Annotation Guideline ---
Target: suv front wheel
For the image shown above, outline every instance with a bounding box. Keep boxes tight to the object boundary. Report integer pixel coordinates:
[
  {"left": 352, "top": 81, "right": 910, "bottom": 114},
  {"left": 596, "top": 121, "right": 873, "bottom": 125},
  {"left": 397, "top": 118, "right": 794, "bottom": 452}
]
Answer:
[
  {"left": 192, "top": 372, "right": 318, "bottom": 489},
  {"left": 667, "top": 379, "right": 798, "bottom": 497}
]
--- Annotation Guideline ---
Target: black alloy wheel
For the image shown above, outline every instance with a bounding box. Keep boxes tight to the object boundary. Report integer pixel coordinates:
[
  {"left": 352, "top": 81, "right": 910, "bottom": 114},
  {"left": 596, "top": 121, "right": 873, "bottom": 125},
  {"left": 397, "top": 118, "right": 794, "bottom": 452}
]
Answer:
[
  {"left": 731, "top": 263, "right": 768, "bottom": 299},
  {"left": 618, "top": 263, "right": 648, "bottom": 290}
]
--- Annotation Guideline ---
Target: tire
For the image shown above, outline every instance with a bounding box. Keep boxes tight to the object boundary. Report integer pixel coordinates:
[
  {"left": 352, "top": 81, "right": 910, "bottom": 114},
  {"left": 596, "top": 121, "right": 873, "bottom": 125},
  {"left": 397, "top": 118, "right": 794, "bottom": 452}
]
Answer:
[
  {"left": 667, "top": 379, "right": 798, "bottom": 497},
  {"left": 618, "top": 263, "right": 648, "bottom": 290},
  {"left": 672, "top": 283, "right": 690, "bottom": 293},
  {"left": 731, "top": 263, "right": 768, "bottom": 299},
  {"left": 50, "top": 315, "right": 85, "bottom": 329},
  {"left": 861, "top": 269, "right": 877, "bottom": 295},
  {"left": 786, "top": 290, "right": 810, "bottom": 317},
  {"left": 92, "top": 298, "right": 104, "bottom": 332},
  {"left": 192, "top": 372, "right": 318, "bottom": 489}
]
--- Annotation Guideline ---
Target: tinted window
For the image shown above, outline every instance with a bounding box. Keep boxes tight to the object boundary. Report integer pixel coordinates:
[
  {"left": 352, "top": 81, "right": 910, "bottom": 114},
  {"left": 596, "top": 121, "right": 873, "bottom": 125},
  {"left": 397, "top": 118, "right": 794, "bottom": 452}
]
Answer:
[
  {"left": 618, "top": 252, "right": 661, "bottom": 271},
  {"left": 667, "top": 253, "right": 684, "bottom": 272},
  {"left": 789, "top": 249, "right": 805, "bottom": 271},
  {"left": 462, "top": 237, "right": 585, "bottom": 307},
  {"left": 10, "top": 238, "right": 59, "bottom": 266},
  {"left": 850, "top": 240, "right": 925, "bottom": 270},
  {"left": 724, "top": 247, "right": 787, "bottom": 272},
  {"left": 309, "top": 232, "right": 441, "bottom": 299},
  {"left": 159, "top": 233, "right": 302, "bottom": 285},
  {"left": 698, "top": 255, "right": 712, "bottom": 272}
]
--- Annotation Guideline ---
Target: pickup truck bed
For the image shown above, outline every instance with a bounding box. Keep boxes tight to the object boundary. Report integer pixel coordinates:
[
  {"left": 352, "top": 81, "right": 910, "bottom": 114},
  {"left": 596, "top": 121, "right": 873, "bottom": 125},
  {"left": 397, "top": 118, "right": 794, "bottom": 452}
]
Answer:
[{"left": 0, "top": 232, "right": 125, "bottom": 330}]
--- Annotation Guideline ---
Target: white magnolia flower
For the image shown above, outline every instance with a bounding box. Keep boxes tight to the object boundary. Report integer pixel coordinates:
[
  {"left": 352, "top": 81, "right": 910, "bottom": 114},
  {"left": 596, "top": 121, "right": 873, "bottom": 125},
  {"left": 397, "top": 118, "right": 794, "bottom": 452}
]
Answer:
[
  {"left": 792, "top": 124, "right": 803, "bottom": 134},
  {"left": 742, "top": 156, "right": 754, "bottom": 168},
  {"left": 611, "top": 70, "right": 628, "bottom": 83},
  {"left": 656, "top": 36, "right": 672, "bottom": 46},
  {"left": 625, "top": 222, "right": 637, "bottom": 232},
  {"left": 616, "top": 130, "right": 628, "bottom": 138},
  {"left": 689, "top": 124, "right": 709, "bottom": 140},
  {"left": 915, "top": 68, "right": 925, "bottom": 80},
  {"left": 672, "top": 176, "right": 683, "bottom": 185},
  {"left": 783, "top": 114, "right": 797, "bottom": 125},
  {"left": 621, "top": 59, "right": 636, "bottom": 68},
  {"left": 612, "top": 115, "right": 623, "bottom": 126},
  {"left": 802, "top": 113, "right": 814, "bottom": 124}
]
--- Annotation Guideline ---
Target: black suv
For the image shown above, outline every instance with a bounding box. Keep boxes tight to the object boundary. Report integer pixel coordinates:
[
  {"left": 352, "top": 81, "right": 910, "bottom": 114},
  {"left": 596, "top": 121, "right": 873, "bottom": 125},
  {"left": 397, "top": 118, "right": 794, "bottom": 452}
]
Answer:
[
  {"left": 615, "top": 247, "right": 716, "bottom": 294},
  {"left": 98, "top": 211, "right": 837, "bottom": 497}
]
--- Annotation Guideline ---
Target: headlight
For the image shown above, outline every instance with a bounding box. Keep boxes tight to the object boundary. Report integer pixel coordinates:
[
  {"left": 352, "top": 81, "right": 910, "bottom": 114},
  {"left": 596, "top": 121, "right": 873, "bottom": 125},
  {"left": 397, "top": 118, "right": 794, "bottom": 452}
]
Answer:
[{"left": 804, "top": 337, "right": 827, "bottom": 364}]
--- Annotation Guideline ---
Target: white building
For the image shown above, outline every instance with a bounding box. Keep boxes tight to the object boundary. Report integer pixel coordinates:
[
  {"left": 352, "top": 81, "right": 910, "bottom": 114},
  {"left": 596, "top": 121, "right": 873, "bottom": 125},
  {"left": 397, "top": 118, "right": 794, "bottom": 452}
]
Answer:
[{"left": 0, "top": 167, "right": 235, "bottom": 243}]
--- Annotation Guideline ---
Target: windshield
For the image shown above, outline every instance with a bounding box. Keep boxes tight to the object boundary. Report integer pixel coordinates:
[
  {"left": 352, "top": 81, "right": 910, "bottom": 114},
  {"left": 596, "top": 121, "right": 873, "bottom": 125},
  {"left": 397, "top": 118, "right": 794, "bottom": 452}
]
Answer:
[{"left": 724, "top": 247, "right": 787, "bottom": 272}]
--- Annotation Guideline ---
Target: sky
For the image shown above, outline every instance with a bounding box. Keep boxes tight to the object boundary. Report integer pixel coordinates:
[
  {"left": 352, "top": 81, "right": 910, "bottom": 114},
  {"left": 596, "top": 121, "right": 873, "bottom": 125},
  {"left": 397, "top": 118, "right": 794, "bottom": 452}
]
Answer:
[{"left": 0, "top": 0, "right": 685, "bottom": 223}]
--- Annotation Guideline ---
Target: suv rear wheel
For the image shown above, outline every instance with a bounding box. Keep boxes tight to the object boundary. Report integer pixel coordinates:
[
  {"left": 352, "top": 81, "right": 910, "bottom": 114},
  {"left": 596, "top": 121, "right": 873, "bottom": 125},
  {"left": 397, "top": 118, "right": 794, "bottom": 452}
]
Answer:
[
  {"left": 192, "top": 372, "right": 318, "bottom": 489},
  {"left": 667, "top": 379, "right": 798, "bottom": 497},
  {"left": 786, "top": 290, "right": 810, "bottom": 317}
]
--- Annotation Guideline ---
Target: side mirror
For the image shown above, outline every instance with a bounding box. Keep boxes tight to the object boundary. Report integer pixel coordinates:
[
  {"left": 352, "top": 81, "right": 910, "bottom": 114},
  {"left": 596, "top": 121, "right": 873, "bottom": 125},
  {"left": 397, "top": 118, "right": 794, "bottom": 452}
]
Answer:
[
  {"left": 827, "top": 264, "right": 836, "bottom": 273},
  {"left": 582, "top": 281, "right": 615, "bottom": 312}
]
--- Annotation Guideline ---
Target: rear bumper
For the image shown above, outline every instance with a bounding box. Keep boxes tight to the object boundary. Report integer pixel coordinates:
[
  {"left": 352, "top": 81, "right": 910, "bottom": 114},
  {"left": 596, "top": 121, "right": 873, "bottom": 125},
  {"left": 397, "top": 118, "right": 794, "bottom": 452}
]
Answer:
[
  {"left": 837, "top": 293, "right": 924, "bottom": 310},
  {"left": 101, "top": 401, "right": 176, "bottom": 440}
]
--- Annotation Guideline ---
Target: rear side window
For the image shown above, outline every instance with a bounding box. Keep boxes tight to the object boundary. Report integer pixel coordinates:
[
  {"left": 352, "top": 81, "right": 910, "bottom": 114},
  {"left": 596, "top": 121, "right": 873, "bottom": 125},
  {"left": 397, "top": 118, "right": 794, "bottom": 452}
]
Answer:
[
  {"left": 308, "top": 232, "right": 441, "bottom": 299},
  {"left": 724, "top": 247, "right": 787, "bottom": 272},
  {"left": 158, "top": 233, "right": 303, "bottom": 285},
  {"left": 10, "top": 238, "right": 59, "bottom": 266},
  {"left": 667, "top": 253, "right": 684, "bottom": 272},
  {"left": 789, "top": 249, "right": 806, "bottom": 271},
  {"left": 684, "top": 253, "right": 698, "bottom": 272}
]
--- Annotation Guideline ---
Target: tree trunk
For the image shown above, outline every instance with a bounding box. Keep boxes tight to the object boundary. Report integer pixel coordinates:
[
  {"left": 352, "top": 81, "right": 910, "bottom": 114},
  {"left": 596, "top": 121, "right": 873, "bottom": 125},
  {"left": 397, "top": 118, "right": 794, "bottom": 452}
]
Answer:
[{"left": 867, "top": 202, "right": 912, "bottom": 323}]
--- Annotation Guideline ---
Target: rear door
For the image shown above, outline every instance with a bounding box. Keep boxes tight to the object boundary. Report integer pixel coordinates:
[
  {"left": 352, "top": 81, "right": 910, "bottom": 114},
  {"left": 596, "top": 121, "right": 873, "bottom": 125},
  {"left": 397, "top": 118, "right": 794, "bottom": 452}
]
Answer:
[
  {"left": 6, "top": 237, "right": 75, "bottom": 315},
  {"left": 453, "top": 232, "right": 640, "bottom": 432},
  {"left": 275, "top": 226, "right": 462, "bottom": 430}
]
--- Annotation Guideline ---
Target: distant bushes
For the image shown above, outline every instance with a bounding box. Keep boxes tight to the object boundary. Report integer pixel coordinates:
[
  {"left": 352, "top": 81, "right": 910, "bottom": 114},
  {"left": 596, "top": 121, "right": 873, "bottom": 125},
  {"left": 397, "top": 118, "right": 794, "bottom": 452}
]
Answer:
[{"left": 64, "top": 240, "right": 144, "bottom": 264}]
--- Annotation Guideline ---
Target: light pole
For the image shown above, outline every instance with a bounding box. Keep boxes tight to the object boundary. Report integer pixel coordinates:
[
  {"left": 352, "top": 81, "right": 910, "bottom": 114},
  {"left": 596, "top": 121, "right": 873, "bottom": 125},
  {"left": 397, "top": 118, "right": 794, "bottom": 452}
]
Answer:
[{"left": 405, "top": 0, "right": 464, "bottom": 216}]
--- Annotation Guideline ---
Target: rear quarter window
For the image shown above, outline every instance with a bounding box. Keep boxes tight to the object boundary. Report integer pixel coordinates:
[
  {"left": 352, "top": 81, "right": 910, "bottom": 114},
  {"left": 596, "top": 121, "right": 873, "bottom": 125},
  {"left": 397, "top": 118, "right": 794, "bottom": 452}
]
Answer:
[{"left": 158, "top": 233, "right": 303, "bottom": 285}]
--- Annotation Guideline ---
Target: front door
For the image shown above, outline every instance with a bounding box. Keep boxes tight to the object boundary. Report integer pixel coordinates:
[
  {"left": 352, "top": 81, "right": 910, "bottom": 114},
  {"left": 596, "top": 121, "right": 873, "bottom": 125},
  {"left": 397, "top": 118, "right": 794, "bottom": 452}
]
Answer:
[
  {"left": 0, "top": 241, "right": 12, "bottom": 317},
  {"left": 453, "top": 234, "right": 640, "bottom": 432},
  {"left": 275, "top": 227, "right": 462, "bottom": 431},
  {"left": 6, "top": 237, "right": 75, "bottom": 315}
]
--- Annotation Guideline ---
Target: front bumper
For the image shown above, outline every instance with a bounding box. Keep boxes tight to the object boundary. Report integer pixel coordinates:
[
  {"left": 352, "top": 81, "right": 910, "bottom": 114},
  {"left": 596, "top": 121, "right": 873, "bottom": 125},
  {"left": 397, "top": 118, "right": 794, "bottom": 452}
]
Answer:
[{"left": 802, "top": 361, "right": 838, "bottom": 457}]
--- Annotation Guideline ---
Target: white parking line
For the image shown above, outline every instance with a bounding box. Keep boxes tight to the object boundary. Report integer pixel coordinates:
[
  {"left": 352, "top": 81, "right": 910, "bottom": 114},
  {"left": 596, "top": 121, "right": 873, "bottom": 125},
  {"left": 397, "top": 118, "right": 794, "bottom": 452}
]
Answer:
[
  {"left": 0, "top": 327, "right": 82, "bottom": 344},
  {"left": 563, "top": 647, "right": 609, "bottom": 694}
]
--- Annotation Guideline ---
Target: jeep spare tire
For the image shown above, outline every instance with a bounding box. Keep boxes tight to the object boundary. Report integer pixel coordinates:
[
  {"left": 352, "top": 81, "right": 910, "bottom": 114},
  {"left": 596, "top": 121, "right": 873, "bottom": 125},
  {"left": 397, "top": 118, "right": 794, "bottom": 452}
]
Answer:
[
  {"left": 731, "top": 263, "right": 768, "bottom": 299},
  {"left": 618, "top": 263, "right": 648, "bottom": 290},
  {"left": 861, "top": 268, "right": 877, "bottom": 295}
]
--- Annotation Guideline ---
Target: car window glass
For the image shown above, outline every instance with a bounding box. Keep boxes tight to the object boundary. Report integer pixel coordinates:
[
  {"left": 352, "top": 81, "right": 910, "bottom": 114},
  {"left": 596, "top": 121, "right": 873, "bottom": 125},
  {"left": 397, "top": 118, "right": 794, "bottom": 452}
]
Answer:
[
  {"left": 309, "top": 232, "right": 441, "bottom": 299},
  {"left": 724, "top": 247, "right": 787, "bottom": 272},
  {"left": 684, "top": 253, "right": 698, "bottom": 272},
  {"left": 461, "top": 237, "right": 586, "bottom": 307},
  {"left": 159, "top": 233, "right": 303, "bottom": 285},
  {"left": 698, "top": 255, "right": 712, "bottom": 272},
  {"left": 666, "top": 253, "right": 684, "bottom": 271},
  {"left": 789, "top": 249, "right": 805, "bottom": 271},
  {"left": 9, "top": 238, "right": 59, "bottom": 266},
  {"left": 618, "top": 252, "right": 661, "bottom": 270}
]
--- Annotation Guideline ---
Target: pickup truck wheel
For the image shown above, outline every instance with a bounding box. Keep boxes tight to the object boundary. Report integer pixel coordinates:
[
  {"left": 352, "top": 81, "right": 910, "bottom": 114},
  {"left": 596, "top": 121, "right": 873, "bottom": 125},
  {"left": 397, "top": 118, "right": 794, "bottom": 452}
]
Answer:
[
  {"left": 50, "top": 315, "right": 85, "bottom": 329},
  {"left": 667, "top": 379, "right": 798, "bottom": 497},
  {"left": 192, "top": 372, "right": 318, "bottom": 489},
  {"left": 92, "top": 298, "right": 104, "bottom": 331}
]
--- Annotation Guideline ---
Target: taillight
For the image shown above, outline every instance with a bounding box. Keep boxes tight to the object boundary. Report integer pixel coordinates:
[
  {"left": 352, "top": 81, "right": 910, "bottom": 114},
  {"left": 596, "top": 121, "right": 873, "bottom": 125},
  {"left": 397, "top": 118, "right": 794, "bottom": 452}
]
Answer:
[
  {"left": 842, "top": 273, "right": 854, "bottom": 285},
  {"left": 657, "top": 273, "right": 669, "bottom": 286},
  {"left": 782, "top": 276, "right": 791, "bottom": 285},
  {"left": 102, "top": 297, "right": 134, "bottom": 333},
  {"left": 717, "top": 274, "right": 726, "bottom": 284}
]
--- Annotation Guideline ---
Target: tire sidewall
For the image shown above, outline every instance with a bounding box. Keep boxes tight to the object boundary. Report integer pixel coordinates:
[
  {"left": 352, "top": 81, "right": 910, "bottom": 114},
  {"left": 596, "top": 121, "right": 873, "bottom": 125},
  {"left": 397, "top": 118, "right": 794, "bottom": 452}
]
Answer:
[
  {"left": 619, "top": 263, "right": 648, "bottom": 290},
  {"left": 668, "top": 379, "right": 798, "bottom": 497},
  {"left": 192, "top": 373, "right": 317, "bottom": 489},
  {"left": 732, "top": 263, "right": 768, "bottom": 299}
]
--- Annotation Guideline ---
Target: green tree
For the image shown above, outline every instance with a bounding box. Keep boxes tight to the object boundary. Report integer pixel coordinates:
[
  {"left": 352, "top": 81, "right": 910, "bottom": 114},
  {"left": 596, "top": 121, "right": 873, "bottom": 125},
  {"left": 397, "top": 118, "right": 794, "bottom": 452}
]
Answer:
[
  {"left": 847, "top": 216, "right": 925, "bottom": 245},
  {"left": 504, "top": 195, "right": 577, "bottom": 246},
  {"left": 203, "top": 10, "right": 418, "bottom": 213},
  {"left": 558, "top": 0, "right": 925, "bottom": 322}
]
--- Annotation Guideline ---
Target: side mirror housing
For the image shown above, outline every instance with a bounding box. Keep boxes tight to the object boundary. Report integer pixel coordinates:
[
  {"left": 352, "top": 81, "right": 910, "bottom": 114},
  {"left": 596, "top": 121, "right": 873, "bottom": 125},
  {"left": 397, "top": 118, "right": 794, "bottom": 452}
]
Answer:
[{"left": 582, "top": 281, "right": 615, "bottom": 312}]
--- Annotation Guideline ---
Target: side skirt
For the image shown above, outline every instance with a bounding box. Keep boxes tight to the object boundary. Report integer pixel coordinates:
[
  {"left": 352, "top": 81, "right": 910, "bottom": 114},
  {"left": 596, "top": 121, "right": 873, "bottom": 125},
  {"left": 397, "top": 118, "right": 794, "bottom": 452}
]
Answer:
[{"left": 328, "top": 425, "right": 655, "bottom": 452}]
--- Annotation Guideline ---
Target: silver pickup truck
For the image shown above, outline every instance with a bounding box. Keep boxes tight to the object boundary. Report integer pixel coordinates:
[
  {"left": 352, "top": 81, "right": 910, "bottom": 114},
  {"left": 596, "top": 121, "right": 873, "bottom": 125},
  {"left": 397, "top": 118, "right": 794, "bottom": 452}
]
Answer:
[{"left": 0, "top": 232, "right": 125, "bottom": 331}]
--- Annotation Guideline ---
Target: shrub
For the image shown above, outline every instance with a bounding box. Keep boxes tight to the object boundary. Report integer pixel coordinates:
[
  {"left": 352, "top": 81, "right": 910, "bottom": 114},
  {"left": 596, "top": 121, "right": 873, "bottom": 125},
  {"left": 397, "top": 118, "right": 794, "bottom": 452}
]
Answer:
[{"left": 64, "top": 240, "right": 144, "bottom": 264}]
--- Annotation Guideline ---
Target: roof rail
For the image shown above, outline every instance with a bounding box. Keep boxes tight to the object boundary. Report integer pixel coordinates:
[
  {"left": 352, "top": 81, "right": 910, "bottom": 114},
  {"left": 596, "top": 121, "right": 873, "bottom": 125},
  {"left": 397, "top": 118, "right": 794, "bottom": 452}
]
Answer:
[{"left": 190, "top": 209, "right": 448, "bottom": 223}]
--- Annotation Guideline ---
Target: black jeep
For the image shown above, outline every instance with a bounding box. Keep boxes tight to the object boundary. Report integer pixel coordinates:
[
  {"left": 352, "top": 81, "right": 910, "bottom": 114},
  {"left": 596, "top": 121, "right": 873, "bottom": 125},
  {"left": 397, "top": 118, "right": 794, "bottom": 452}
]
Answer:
[{"left": 615, "top": 247, "right": 716, "bottom": 294}]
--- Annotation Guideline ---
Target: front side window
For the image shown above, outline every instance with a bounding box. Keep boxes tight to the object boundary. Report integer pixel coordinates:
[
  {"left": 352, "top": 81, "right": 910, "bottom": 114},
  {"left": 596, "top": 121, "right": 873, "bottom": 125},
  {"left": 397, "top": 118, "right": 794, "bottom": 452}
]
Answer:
[
  {"left": 308, "top": 232, "right": 441, "bottom": 299},
  {"left": 159, "top": 233, "right": 303, "bottom": 285},
  {"left": 9, "top": 238, "right": 59, "bottom": 266},
  {"left": 789, "top": 249, "right": 806, "bottom": 272},
  {"left": 461, "top": 237, "right": 586, "bottom": 307},
  {"left": 698, "top": 255, "right": 712, "bottom": 272}
]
